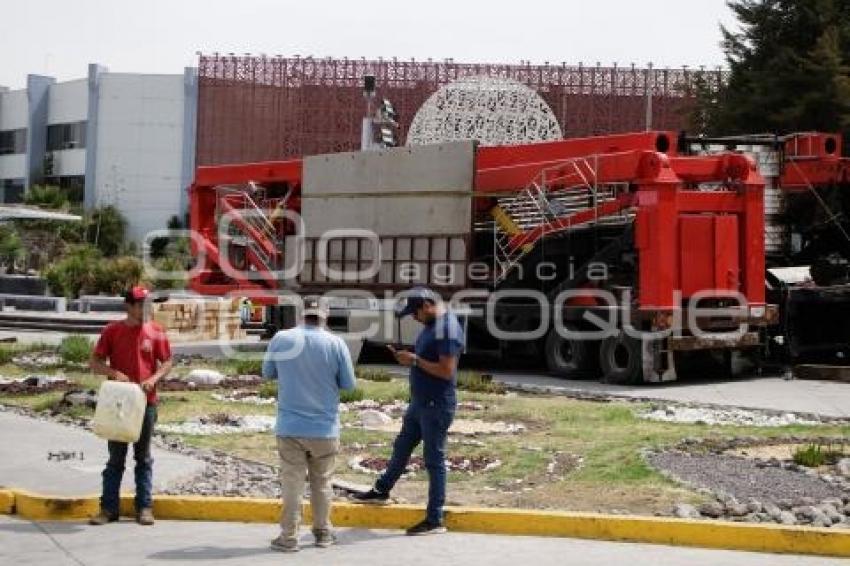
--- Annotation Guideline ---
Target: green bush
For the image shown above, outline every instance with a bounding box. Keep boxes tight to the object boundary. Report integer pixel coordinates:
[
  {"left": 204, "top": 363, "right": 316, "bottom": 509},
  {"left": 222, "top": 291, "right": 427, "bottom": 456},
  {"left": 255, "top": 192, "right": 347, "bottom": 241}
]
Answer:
[
  {"left": 0, "top": 345, "right": 15, "bottom": 365},
  {"left": 340, "top": 387, "right": 365, "bottom": 403},
  {"left": 59, "top": 335, "right": 93, "bottom": 364},
  {"left": 0, "top": 225, "right": 25, "bottom": 271},
  {"left": 25, "top": 185, "right": 69, "bottom": 210},
  {"left": 151, "top": 256, "right": 189, "bottom": 290},
  {"left": 456, "top": 371, "right": 505, "bottom": 394},
  {"left": 44, "top": 244, "right": 102, "bottom": 298},
  {"left": 44, "top": 244, "right": 143, "bottom": 298},
  {"left": 257, "top": 380, "right": 277, "bottom": 399},
  {"left": 96, "top": 256, "right": 144, "bottom": 295},
  {"left": 232, "top": 358, "right": 263, "bottom": 376},
  {"left": 356, "top": 367, "right": 394, "bottom": 382}
]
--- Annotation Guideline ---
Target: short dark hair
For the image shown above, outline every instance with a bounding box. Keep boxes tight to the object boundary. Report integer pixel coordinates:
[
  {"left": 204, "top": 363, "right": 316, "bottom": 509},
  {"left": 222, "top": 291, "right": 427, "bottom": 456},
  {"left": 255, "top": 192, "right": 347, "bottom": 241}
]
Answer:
[{"left": 304, "top": 314, "right": 322, "bottom": 325}]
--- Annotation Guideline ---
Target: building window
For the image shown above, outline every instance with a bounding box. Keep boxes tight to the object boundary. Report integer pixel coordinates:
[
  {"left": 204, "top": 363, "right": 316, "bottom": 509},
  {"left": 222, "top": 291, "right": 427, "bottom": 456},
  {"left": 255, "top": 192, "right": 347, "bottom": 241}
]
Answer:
[
  {"left": 44, "top": 175, "right": 85, "bottom": 204},
  {"left": 47, "top": 121, "right": 86, "bottom": 151},
  {"left": 0, "top": 129, "right": 27, "bottom": 155},
  {"left": 1, "top": 179, "right": 25, "bottom": 203}
]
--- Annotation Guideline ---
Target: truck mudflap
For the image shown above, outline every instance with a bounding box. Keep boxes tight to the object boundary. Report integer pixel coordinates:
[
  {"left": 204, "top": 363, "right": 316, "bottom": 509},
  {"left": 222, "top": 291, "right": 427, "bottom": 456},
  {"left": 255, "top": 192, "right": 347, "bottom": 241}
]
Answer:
[
  {"left": 667, "top": 332, "right": 761, "bottom": 351},
  {"left": 641, "top": 332, "right": 761, "bottom": 383},
  {"left": 784, "top": 285, "right": 850, "bottom": 362}
]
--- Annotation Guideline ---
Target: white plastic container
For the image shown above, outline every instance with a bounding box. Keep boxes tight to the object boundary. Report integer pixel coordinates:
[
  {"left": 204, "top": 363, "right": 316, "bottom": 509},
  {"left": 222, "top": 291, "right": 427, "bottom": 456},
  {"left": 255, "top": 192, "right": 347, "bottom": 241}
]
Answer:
[{"left": 92, "top": 381, "right": 147, "bottom": 443}]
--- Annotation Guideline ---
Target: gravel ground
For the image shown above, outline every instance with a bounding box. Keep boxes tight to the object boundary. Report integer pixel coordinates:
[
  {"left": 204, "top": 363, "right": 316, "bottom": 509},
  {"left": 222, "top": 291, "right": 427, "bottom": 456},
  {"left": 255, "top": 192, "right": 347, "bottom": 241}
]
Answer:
[
  {"left": 640, "top": 405, "right": 823, "bottom": 427},
  {"left": 648, "top": 452, "right": 847, "bottom": 503}
]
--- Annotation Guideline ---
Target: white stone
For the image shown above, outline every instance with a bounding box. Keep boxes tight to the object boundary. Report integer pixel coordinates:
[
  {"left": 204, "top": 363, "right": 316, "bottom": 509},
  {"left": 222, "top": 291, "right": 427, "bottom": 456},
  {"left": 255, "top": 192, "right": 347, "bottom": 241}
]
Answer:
[
  {"left": 360, "top": 409, "right": 393, "bottom": 428},
  {"left": 185, "top": 369, "right": 225, "bottom": 385}
]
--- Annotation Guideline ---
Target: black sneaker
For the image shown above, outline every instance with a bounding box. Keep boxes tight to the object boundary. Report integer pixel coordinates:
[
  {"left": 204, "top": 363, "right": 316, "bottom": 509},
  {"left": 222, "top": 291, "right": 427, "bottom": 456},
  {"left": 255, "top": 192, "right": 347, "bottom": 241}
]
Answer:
[
  {"left": 405, "top": 519, "right": 447, "bottom": 536},
  {"left": 350, "top": 488, "right": 390, "bottom": 505}
]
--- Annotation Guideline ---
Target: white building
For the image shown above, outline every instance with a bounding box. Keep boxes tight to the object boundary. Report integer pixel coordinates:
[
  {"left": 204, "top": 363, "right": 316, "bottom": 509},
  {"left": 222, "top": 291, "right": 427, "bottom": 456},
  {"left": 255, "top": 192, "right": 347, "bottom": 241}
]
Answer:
[{"left": 0, "top": 64, "right": 197, "bottom": 242}]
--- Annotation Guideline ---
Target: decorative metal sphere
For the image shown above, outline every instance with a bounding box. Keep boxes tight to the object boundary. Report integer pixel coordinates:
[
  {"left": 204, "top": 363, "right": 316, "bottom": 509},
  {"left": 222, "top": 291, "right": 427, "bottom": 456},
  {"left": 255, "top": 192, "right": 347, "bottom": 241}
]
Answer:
[{"left": 406, "top": 76, "right": 563, "bottom": 146}]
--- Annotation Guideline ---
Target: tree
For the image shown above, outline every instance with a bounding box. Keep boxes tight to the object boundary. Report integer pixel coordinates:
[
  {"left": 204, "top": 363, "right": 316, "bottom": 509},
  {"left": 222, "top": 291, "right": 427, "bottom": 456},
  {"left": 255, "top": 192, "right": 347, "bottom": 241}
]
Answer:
[
  {"left": 149, "top": 214, "right": 184, "bottom": 259},
  {"left": 695, "top": 0, "right": 850, "bottom": 137},
  {"left": 86, "top": 205, "right": 127, "bottom": 257},
  {"left": 0, "top": 225, "right": 25, "bottom": 273}
]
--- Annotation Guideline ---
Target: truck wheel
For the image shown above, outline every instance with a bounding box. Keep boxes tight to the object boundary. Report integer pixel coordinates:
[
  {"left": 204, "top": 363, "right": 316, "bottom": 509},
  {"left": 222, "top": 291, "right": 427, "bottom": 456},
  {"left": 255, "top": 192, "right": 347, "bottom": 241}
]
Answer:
[
  {"left": 544, "top": 326, "right": 600, "bottom": 378},
  {"left": 599, "top": 332, "right": 644, "bottom": 384}
]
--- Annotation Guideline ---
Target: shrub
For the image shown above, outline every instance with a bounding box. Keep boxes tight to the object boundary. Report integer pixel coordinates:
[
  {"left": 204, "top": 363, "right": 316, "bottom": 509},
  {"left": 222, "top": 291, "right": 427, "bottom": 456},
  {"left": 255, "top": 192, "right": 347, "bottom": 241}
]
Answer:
[
  {"left": 792, "top": 443, "right": 845, "bottom": 467},
  {"left": 257, "top": 380, "right": 277, "bottom": 399},
  {"left": 0, "top": 225, "right": 25, "bottom": 272},
  {"left": 340, "top": 387, "right": 365, "bottom": 403},
  {"left": 151, "top": 256, "right": 189, "bottom": 290},
  {"left": 456, "top": 371, "right": 505, "bottom": 394},
  {"left": 44, "top": 244, "right": 102, "bottom": 298},
  {"left": 59, "top": 335, "right": 93, "bottom": 364},
  {"left": 25, "top": 185, "right": 69, "bottom": 210},
  {"left": 232, "top": 358, "right": 263, "bottom": 376},
  {"left": 95, "top": 256, "right": 144, "bottom": 295},
  {"left": 356, "top": 367, "right": 394, "bottom": 382},
  {"left": 45, "top": 245, "right": 143, "bottom": 298},
  {"left": 85, "top": 205, "right": 127, "bottom": 257},
  {"left": 149, "top": 215, "right": 184, "bottom": 259},
  {"left": 0, "top": 345, "right": 15, "bottom": 365}
]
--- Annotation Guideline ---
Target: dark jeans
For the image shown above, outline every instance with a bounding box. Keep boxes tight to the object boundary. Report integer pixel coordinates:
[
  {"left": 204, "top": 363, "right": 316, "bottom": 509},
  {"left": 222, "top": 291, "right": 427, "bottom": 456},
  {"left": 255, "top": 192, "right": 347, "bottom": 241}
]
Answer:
[
  {"left": 100, "top": 405, "right": 157, "bottom": 514},
  {"left": 376, "top": 400, "right": 455, "bottom": 524}
]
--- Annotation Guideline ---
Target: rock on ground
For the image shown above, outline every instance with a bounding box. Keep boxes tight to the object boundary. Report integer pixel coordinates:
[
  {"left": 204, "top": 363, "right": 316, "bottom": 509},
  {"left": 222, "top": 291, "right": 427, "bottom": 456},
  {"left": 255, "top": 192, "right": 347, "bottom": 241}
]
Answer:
[{"left": 648, "top": 452, "right": 847, "bottom": 504}]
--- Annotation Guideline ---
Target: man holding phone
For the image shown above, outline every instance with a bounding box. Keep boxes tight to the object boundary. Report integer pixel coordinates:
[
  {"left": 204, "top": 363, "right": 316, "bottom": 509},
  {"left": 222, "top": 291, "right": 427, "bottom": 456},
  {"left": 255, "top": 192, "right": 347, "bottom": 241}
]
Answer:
[{"left": 352, "top": 287, "right": 464, "bottom": 535}]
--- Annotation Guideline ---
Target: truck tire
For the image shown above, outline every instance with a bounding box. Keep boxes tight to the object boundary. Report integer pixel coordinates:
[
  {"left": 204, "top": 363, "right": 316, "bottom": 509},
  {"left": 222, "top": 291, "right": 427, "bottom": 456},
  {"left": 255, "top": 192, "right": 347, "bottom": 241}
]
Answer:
[
  {"left": 544, "top": 326, "right": 600, "bottom": 378},
  {"left": 599, "top": 332, "right": 644, "bottom": 384}
]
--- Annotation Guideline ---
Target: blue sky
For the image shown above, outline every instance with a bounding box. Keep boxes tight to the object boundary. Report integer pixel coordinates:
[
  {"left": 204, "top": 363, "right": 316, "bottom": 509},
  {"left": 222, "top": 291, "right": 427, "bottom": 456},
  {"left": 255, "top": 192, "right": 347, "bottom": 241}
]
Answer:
[{"left": 1, "top": 0, "right": 736, "bottom": 88}]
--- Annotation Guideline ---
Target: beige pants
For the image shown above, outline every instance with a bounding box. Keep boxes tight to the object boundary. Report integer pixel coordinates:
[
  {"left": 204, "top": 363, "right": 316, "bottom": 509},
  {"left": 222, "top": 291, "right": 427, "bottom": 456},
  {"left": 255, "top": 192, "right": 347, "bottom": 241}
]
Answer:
[{"left": 276, "top": 436, "right": 339, "bottom": 541}]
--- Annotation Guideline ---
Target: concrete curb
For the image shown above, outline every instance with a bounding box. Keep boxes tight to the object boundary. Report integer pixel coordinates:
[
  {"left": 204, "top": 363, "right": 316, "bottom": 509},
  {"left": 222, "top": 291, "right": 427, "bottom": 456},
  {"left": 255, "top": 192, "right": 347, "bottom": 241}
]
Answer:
[
  {"left": 0, "top": 489, "right": 14, "bottom": 514},
  {"left": 1, "top": 489, "right": 849, "bottom": 558}
]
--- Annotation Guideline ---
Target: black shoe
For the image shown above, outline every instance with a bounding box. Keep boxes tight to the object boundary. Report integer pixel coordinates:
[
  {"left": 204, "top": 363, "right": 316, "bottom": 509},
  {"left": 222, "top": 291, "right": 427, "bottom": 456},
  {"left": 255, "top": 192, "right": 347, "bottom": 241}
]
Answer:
[
  {"left": 350, "top": 488, "right": 390, "bottom": 505},
  {"left": 405, "top": 519, "right": 447, "bottom": 536}
]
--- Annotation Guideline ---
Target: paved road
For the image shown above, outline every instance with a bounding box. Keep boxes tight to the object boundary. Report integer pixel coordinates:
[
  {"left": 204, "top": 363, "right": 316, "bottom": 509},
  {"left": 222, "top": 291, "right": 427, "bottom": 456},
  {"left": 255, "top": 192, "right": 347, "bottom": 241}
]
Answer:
[
  {"left": 0, "top": 410, "right": 205, "bottom": 497},
  {"left": 488, "top": 371, "right": 850, "bottom": 418},
  {"left": 360, "top": 363, "right": 850, "bottom": 418},
  {"left": 2, "top": 516, "right": 846, "bottom": 566}
]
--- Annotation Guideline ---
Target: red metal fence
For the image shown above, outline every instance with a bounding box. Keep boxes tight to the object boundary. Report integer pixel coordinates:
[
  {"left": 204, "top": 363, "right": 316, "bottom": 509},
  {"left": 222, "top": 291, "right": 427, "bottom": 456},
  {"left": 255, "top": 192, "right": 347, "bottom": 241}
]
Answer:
[{"left": 197, "top": 55, "right": 723, "bottom": 166}]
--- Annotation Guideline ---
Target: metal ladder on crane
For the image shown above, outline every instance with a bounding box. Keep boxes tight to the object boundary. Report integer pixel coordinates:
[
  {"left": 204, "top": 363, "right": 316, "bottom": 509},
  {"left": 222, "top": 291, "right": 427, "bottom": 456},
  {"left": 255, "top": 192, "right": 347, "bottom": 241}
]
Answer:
[
  {"left": 490, "top": 157, "right": 629, "bottom": 284},
  {"left": 216, "top": 184, "right": 284, "bottom": 276}
]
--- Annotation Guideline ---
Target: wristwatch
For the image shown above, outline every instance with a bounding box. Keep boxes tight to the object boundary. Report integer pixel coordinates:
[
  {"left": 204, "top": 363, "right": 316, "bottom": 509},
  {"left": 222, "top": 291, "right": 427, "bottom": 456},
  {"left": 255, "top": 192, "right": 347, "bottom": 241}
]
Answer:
[{"left": 411, "top": 354, "right": 418, "bottom": 368}]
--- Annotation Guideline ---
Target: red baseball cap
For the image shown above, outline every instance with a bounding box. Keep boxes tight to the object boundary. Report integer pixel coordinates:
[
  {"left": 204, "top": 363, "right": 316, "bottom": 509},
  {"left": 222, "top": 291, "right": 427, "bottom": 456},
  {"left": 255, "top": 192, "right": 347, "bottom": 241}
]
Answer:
[{"left": 124, "top": 286, "right": 150, "bottom": 304}]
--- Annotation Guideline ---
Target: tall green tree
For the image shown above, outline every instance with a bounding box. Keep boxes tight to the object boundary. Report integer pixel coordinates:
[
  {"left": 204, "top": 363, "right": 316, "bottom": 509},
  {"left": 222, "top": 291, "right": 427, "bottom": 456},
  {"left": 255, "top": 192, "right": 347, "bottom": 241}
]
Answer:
[{"left": 696, "top": 0, "right": 850, "bottom": 138}]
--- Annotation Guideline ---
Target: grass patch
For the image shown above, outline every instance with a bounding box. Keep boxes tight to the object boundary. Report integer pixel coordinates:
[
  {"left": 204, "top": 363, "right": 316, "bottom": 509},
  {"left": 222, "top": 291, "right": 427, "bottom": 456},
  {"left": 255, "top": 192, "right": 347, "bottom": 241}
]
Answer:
[
  {"left": 793, "top": 442, "right": 846, "bottom": 467},
  {"left": 59, "top": 335, "right": 93, "bottom": 364},
  {"left": 257, "top": 380, "right": 276, "bottom": 399},
  {"left": 340, "top": 387, "right": 365, "bottom": 403},
  {"left": 230, "top": 357, "right": 263, "bottom": 376},
  {"left": 457, "top": 371, "right": 506, "bottom": 394},
  {"left": 356, "top": 367, "right": 394, "bottom": 382}
]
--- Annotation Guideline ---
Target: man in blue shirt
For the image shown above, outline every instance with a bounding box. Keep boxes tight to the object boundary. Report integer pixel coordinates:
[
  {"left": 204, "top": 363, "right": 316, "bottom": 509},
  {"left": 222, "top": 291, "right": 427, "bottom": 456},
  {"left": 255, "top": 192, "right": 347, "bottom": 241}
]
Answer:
[
  {"left": 352, "top": 287, "right": 465, "bottom": 536},
  {"left": 262, "top": 296, "right": 356, "bottom": 552}
]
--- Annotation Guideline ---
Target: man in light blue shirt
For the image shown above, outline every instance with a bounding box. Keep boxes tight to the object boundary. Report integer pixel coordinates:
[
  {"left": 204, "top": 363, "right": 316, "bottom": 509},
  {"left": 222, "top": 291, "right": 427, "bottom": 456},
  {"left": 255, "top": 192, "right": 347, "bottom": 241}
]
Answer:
[{"left": 262, "top": 296, "right": 356, "bottom": 553}]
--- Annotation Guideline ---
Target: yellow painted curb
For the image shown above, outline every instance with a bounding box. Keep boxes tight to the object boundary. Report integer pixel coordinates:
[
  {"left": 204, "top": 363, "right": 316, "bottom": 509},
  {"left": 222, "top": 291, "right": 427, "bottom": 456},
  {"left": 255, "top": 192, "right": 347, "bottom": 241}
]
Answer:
[
  {"left": 443, "top": 507, "right": 850, "bottom": 558},
  {"left": 0, "top": 489, "right": 15, "bottom": 514},
  {"left": 5, "top": 490, "right": 850, "bottom": 558},
  {"left": 14, "top": 490, "right": 100, "bottom": 521}
]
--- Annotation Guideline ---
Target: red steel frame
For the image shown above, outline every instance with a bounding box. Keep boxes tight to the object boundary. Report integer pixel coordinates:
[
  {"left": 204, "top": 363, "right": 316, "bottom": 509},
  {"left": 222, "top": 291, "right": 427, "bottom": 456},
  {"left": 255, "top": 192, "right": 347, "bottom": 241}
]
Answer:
[{"left": 189, "top": 130, "right": 768, "bottom": 312}]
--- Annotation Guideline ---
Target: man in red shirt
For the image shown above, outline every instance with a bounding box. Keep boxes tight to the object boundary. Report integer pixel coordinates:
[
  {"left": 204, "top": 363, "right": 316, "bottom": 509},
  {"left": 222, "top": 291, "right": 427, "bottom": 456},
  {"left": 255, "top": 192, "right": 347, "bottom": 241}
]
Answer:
[{"left": 88, "top": 286, "right": 172, "bottom": 526}]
